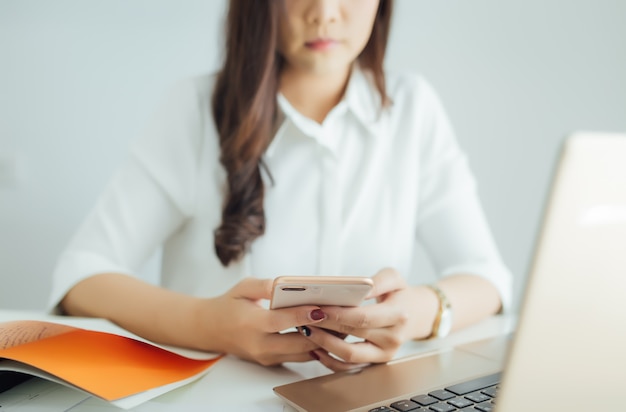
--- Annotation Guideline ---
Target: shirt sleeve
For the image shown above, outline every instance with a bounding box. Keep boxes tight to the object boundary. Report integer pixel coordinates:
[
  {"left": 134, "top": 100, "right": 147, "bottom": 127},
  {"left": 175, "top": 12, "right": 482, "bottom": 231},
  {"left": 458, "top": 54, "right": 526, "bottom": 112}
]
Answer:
[
  {"left": 47, "top": 78, "right": 206, "bottom": 314},
  {"left": 415, "top": 79, "right": 513, "bottom": 312}
]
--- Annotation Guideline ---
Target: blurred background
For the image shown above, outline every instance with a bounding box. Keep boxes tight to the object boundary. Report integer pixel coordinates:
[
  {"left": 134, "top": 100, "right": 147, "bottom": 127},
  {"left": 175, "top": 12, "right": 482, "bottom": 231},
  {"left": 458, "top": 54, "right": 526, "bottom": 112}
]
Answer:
[{"left": 1, "top": 0, "right": 625, "bottom": 310}]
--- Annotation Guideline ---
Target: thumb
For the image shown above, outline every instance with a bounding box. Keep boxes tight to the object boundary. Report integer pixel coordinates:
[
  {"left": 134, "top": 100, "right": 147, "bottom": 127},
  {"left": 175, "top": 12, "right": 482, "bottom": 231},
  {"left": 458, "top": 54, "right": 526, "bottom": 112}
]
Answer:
[
  {"left": 367, "top": 268, "right": 406, "bottom": 299},
  {"left": 230, "top": 277, "right": 273, "bottom": 301}
]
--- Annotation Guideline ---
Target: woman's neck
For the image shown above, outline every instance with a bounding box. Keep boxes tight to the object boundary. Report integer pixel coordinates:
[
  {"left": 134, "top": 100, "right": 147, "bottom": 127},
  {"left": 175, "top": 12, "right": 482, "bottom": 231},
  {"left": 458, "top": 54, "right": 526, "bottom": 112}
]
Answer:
[{"left": 279, "top": 65, "right": 352, "bottom": 124}]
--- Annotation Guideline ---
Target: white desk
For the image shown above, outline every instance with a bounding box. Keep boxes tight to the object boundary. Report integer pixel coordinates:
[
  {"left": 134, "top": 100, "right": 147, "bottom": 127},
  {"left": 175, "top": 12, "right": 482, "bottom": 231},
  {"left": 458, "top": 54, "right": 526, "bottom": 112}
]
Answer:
[{"left": 0, "top": 310, "right": 514, "bottom": 411}]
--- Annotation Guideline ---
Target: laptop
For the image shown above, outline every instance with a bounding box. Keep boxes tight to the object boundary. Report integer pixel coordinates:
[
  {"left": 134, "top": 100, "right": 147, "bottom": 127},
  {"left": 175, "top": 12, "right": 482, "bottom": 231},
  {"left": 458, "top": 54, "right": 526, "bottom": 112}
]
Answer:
[{"left": 273, "top": 132, "right": 626, "bottom": 411}]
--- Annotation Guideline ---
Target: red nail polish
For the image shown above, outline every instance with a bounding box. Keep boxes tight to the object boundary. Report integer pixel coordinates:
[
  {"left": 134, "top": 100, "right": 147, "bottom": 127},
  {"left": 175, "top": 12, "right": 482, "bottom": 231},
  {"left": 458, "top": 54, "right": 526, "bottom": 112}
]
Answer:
[
  {"left": 310, "top": 309, "right": 326, "bottom": 321},
  {"left": 310, "top": 351, "right": 320, "bottom": 361}
]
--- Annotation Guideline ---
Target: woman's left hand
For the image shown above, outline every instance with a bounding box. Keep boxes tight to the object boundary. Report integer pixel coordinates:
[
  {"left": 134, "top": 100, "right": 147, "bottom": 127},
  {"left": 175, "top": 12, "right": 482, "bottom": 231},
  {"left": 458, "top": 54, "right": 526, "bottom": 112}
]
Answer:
[{"left": 301, "top": 268, "right": 437, "bottom": 371}]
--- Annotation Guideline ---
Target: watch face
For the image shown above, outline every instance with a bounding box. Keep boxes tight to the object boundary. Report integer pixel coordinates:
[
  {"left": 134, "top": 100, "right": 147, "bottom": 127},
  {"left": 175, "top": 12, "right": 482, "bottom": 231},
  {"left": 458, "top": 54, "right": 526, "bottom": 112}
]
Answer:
[{"left": 438, "top": 310, "right": 453, "bottom": 338}]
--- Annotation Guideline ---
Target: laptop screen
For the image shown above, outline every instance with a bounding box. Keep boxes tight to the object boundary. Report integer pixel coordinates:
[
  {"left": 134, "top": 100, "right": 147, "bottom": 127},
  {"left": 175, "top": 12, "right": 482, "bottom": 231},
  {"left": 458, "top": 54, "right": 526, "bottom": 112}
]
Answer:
[{"left": 498, "top": 132, "right": 626, "bottom": 411}]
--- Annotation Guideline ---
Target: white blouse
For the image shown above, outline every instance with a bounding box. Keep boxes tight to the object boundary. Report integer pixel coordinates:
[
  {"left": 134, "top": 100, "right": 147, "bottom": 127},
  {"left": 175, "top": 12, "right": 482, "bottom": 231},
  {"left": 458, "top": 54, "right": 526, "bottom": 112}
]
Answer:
[{"left": 49, "top": 66, "right": 512, "bottom": 312}]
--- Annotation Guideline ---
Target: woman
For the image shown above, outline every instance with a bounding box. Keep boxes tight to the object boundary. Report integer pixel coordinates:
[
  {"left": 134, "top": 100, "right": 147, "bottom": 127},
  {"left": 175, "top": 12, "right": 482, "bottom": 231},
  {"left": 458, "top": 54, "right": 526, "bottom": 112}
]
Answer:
[{"left": 51, "top": 0, "right": 512, "bottom": 372}]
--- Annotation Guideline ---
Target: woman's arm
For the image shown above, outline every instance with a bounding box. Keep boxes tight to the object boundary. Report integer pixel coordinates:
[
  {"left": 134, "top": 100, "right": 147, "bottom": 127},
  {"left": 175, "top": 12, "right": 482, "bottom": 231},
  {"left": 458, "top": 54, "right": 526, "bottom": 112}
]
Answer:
[
  {"left": 61, "top": 273, "right": 328, "bottom": 365},
  {"left": 62, "top": 273, "right": 209, "bottom": 350},
  {"left": 437, "top": 272, "right": 502, "bottom": 333}
]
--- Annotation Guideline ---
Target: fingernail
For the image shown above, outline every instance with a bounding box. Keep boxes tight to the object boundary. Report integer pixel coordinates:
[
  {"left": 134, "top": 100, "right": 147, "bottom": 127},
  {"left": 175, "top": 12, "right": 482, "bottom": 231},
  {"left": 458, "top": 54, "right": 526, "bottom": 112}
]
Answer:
[
  {"left": 309, "top": 350, "right": 320, "bottom": 361},
  {"left": 309, "top": 309, "right": 326, "bottom": 321},
  {"left": 299, "top": 326, "right": 311, "bottom": 337}
]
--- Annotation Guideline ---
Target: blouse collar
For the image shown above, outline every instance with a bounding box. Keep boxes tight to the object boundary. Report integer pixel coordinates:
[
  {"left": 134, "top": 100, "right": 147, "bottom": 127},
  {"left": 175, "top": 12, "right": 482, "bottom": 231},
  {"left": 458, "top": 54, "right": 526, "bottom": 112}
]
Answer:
[{"left": 266, "top": 64, "right": 385, "bottom": 158}]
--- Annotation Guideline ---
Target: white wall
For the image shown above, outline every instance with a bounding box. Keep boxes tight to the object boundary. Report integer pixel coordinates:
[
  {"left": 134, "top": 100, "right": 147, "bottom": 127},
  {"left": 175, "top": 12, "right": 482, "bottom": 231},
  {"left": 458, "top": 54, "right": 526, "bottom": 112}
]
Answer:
[{"left": 1, "top": 0, "right": 625, "bottom": 310}]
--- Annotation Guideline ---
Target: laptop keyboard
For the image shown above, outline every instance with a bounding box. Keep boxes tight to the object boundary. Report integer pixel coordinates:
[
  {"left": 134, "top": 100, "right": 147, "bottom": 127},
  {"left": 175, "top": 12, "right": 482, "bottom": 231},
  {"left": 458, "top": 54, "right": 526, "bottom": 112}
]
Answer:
[{"left": 368, "top": 372, "right": 500, "bottom": 412}]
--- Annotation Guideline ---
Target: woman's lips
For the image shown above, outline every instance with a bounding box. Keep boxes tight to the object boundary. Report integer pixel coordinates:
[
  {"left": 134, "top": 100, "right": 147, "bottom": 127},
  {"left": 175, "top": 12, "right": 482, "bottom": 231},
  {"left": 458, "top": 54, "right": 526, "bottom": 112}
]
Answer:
[{"left": 305, "top": 38, "right": 339, "bottom": 51}]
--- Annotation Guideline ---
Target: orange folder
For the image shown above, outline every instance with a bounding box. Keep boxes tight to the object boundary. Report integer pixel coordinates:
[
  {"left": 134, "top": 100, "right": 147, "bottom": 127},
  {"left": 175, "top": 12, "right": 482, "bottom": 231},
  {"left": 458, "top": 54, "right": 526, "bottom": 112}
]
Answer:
[{"left": 0, "top": 321, "right": 222, "bottom": 401}]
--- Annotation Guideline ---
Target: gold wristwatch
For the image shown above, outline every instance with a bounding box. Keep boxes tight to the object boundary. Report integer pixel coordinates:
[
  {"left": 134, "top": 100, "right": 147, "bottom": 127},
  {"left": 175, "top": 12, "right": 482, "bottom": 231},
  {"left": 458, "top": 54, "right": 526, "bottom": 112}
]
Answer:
[{"left": 427, "top": 284, "right": 453, "bottom": 338}]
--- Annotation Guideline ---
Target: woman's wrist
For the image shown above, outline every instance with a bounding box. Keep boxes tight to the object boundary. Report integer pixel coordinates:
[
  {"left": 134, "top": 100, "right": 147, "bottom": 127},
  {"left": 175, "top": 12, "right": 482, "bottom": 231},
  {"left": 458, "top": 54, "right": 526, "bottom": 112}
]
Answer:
[
  {"left": 188, "top": 296, "right": 223, "bottom": 352},
  {"left": 408, "top": 285, "right": 440, "bottom": 340}
]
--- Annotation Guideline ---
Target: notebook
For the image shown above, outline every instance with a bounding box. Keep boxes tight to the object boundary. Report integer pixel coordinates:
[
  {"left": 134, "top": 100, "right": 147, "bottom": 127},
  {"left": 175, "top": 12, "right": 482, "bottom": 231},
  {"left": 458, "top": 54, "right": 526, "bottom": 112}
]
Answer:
[{"left": 273, "top": 131, "right": 626, "bottom": 411}]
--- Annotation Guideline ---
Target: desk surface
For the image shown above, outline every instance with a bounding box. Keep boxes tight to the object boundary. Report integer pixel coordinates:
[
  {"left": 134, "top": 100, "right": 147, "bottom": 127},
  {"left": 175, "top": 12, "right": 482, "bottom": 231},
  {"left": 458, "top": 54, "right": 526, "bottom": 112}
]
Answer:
[{"left": 0, "top": 310, "right": 514, "bottom": 411}]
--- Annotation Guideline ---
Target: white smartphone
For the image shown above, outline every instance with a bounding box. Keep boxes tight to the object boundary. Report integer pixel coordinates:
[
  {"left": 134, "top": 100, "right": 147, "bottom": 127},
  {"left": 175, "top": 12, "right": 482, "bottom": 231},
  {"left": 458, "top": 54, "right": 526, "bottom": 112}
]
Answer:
[{"left": 270, "top": 276, "right": 374, "bottom": 309}]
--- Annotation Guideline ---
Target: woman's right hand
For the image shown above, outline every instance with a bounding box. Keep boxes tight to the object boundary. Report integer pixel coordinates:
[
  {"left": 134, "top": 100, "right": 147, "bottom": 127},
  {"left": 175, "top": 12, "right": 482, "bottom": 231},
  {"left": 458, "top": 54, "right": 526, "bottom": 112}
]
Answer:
[{"left": 196, "top": 277, "right": 326, "bottom": 366}]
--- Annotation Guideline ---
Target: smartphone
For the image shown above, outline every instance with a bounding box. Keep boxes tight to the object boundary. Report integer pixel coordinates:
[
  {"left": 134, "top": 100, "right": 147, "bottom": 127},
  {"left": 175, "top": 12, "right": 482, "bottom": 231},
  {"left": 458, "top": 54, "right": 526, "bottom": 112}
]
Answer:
[{"left": 270, "top": 276, "right": 374, "bottom": 309}]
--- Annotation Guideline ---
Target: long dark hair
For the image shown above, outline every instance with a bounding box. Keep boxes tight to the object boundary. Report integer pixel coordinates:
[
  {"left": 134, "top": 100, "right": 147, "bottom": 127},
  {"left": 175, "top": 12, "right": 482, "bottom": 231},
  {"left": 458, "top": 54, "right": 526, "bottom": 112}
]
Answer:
[{"left": 212, "top": 0, "right": 393, "bottom": 266}]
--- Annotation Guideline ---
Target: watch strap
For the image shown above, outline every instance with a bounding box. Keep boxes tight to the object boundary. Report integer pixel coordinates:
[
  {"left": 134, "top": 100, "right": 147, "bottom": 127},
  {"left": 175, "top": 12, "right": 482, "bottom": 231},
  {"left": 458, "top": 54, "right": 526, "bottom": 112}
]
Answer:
[{"left": 427, "top": 284, "right": 452, "bottom": 338}]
